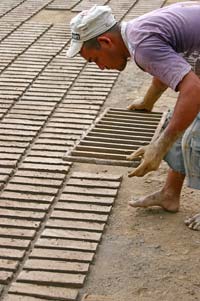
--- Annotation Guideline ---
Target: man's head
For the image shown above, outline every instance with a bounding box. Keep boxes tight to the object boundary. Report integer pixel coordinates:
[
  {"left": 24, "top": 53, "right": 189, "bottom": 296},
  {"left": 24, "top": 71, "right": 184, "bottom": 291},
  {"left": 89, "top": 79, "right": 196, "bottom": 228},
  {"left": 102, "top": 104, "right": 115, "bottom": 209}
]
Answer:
[{"left": 67, "top": 5, "right": 130, "bottom": 71}]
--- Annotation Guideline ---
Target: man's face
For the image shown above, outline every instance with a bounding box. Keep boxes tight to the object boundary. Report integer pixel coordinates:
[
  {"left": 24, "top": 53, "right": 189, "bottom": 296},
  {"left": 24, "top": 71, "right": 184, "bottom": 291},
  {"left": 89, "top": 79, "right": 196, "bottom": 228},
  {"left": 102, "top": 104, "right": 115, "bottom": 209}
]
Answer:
[{"left": 80, "top": 36, "right": 128, "bottom": 71}]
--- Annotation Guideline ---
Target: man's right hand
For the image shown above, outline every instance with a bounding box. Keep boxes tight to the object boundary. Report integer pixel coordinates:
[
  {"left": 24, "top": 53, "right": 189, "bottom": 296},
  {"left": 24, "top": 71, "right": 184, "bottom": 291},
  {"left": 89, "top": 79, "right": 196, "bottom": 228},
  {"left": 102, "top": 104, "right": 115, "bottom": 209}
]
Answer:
[{"left": 127, "top": 99, "right": 153, "bottom": 111}]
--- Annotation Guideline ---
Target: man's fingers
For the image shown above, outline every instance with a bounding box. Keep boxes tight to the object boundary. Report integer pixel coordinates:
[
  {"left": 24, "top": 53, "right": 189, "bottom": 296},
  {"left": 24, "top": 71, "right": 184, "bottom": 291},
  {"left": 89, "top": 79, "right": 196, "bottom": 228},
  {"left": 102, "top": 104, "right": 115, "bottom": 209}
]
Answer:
[
  {"left": 128, "top": 161, "right": 148, "bottom": 177},
  {"left": 127, "top": 104, "right": 136, "bottom": 110},
  {"left": 126, "top": 147, "right": 144, "bottom": 161}
]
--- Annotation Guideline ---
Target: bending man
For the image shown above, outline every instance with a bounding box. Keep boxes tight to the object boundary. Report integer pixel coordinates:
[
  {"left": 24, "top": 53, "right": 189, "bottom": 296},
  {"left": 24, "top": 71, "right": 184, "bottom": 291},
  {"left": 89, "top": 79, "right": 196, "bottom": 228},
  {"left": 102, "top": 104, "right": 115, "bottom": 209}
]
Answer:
[{"left": 67, "top": 2, "right": 200, "bottom": 230}]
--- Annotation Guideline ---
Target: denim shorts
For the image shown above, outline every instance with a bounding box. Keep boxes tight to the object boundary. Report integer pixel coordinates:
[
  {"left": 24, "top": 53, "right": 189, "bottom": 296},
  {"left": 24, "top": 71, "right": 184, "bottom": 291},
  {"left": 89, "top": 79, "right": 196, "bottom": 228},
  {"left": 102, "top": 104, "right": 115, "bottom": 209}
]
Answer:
[
  {"left": 163, "top": 52, "right": 200, "bottom": 189},
  {"left": 163, "top": 112, "right": 200, "bottom": 190}
]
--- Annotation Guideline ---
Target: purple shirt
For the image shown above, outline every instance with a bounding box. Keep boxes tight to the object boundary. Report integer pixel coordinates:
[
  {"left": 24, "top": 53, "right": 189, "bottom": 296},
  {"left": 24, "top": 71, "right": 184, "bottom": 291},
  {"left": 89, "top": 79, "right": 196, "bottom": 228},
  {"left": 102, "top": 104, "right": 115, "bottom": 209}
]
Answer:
[{"left": 122, "top": 1, "right": 200, "bottom": 90}]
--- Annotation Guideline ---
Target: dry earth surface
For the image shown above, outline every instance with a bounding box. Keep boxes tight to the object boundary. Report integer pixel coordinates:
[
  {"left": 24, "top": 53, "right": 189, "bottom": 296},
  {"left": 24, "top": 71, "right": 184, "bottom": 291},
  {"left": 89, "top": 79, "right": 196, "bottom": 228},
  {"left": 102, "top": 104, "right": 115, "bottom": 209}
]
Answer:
[{"left": 1, "top": 1, "right": 199, "bottom": 301}]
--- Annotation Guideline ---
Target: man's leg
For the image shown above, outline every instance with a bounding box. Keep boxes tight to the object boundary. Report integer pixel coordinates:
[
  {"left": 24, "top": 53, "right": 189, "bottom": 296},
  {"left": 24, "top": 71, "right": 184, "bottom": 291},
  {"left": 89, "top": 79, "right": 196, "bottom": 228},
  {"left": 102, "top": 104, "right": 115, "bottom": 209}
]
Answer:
[{"left": 129, "top": 168, "right": 185, "bottom": 212}]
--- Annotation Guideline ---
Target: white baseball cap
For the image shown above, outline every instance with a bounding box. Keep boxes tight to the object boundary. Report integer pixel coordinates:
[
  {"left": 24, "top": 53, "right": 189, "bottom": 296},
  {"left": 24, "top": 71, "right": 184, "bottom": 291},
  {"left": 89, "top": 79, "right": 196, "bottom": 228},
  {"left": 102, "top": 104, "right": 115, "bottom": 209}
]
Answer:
[{"left": 67, "top": 5, "right": 117, "bottom": 58}]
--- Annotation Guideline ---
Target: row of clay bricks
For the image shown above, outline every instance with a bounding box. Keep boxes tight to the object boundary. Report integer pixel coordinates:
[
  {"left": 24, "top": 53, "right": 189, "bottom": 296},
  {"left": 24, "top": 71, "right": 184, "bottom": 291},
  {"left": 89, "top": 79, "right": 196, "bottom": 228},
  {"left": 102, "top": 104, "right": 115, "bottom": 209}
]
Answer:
[
  {"left": 0, "top": 24, "right": 71, "bottom": 118},
  {"left": 0, "top": 66, "right": 117, "bottom": 196},
  {"left": 0, "top": 56, "right": 118, "bottom": 185},
  {"left": 0, "top": 22, "right": 51, "bottom": 72},
  {"left": 46, "top": 0, "right": 81, "bottom": 10},
  {"left": 1, "top": 172, "right": 122, "bottom": 300},
  {"left": 0, "top": 0, "right": 24, "bottom": 17},
  {"left": 0, "top": 0, "right": 53, "bottom": 41}
]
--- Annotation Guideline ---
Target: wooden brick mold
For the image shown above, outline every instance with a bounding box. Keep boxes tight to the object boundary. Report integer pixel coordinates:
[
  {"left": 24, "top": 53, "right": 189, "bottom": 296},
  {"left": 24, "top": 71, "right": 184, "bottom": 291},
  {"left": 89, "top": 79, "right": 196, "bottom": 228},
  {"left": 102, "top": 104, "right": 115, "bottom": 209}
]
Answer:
[{"left": 64, "top": 108, "right": 168, "bottom": 167}]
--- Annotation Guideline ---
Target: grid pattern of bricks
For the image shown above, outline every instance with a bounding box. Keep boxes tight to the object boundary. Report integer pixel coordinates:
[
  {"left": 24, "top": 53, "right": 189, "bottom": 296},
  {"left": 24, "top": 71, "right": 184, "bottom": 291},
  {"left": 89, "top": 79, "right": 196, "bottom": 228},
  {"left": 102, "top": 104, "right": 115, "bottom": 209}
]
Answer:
[
  {"left": 6, "top": 172, "right": 121, "bottom": 300},
  {"left": 47, "top": 0, "right": 80, "bottom": 10},
  {"left": 0, "top": 0, "right": 166, "bottom": 300}
]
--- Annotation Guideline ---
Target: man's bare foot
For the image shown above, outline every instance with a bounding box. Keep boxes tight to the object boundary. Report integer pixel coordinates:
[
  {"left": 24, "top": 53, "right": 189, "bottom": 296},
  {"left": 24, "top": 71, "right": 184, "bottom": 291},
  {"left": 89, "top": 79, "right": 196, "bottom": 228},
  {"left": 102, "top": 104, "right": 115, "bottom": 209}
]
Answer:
[
  {"left": 185, "top": 213, "right": 200, "bottom": 230},
  {"left": 129, "top": 189, "right": 180, "bottom": 212}
]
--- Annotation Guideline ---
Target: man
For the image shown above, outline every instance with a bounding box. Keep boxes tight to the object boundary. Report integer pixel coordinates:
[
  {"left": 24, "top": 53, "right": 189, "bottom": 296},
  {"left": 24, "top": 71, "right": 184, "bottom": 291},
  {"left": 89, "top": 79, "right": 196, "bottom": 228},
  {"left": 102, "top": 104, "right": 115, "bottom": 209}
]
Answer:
[{"left": 67, "top": 3, "right": 200, "bottom": 230}]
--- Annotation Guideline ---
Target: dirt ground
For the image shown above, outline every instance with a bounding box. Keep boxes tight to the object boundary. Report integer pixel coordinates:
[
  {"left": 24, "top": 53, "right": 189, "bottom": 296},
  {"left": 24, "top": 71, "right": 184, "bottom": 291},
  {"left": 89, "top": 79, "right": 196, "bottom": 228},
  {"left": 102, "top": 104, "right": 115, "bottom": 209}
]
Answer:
[{"left": 33, "top": 3, "right": 200, "bottom": 301}]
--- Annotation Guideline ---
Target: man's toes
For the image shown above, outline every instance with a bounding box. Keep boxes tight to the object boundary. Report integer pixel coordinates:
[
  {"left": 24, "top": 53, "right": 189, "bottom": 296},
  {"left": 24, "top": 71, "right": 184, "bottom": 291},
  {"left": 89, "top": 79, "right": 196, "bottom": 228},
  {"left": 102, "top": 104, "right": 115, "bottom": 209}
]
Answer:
[
  {"left": 185, "top": 213, "right": 200, "bottom": 230},
  {"left": 188, "top": 221, "right": 200, "bottom": 230},
  {"left": 184, "top": 217, "right": 194, "bottom": 226},
  {"left": 129, "top": 200, "right": 144, "bottom": 208}
]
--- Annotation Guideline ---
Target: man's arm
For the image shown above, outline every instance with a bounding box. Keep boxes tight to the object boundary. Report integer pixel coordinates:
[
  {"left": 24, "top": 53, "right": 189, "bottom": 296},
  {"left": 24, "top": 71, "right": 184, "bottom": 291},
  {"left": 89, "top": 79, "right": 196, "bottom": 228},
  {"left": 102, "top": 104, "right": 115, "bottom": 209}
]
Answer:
[
  {"left": 127, "top": 71, "right": 200, "bottom": 177},
  {"left": 128, "top": 76, "right": 168, "bottom": 111}
]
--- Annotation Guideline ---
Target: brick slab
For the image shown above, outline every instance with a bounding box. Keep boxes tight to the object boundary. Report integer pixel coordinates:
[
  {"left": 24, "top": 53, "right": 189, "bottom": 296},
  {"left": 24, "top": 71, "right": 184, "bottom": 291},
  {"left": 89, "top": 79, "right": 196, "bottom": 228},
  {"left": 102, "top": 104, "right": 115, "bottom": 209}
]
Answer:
[
  {"left": 0, "top": 259, "right": 18, "bottom": 270},
  {"left": 42, "top": 228, "right": 102, "bottom": 242},
  {"left": 51, "top": 210, "right": 108, "bottom": 223},
  {"left": 60, "top": 193, "right": 114, "bottom": 205},
  {"left": 0, "top": 247, "right": 25, "bottom": 259},
  {"left": 18, "top": 270, "right": 85, "bottom": 287},
  {"left": 46, "top": 219, "right": 104, "bottom": 231},
  {"left": 24, "top": 259, "right": 89, "bottom": 273},
  {"left": 0, "top": 270, "right": 13, "bottom": 284},
  {"left": 54, "top": 202, "right": 112, "bottom": 214},
  {"left": 35, "top": 238, "right": 98, "bottom": 252},
  {"left": 9, "top": 282, "right": 78, "bottom": 300},
  {"left": 5, "top": 295, "right": 59, "bottom": 301},
  {"left": 0, "top": 237, "right": 30, "bottom": 249},
  {"left": 63, "top": 186, "right": 117, "bottom": 197},
  {"left": 30, "top": 248, "right": 94, "bottom": 262}
]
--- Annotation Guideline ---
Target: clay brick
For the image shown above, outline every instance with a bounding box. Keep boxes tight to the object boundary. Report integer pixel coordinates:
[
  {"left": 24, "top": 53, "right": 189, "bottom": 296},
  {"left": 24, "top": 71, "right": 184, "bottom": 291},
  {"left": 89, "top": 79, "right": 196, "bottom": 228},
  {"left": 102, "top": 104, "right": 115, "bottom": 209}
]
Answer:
[
  {"left": 0, "top": 208, "right": 45, "bottom": 220},
  {"left": 5, "top": 183, "right": 58, "bottom": 195},
  {"left": 60, "top": 193, "right": 114, "bottom": 205},
  {"left": 0, "top": 160, "right": 17, "bottom": 168},
  {"left": 0, "top": 191, "right": 54, "bottom": 203},
  {"left": 0, "top": 174, "right": 9, "bottom": 182},
  {"left": 24, "top": 259, "right": 89, "bottom": 273},
  {"left": 63, "top": 186, "right": 117, "bottom": 197},
  {"left": 0, "top": 247, "right": 25, "bottom": 259},
  {"left": 68, "top": 178, "right": 120, "bottom": 189},
  {"left": 9, "top": 282, "right": 78, "bottom": 300},
  {"left": 55, "top": 202, "right": 112, "bottom": 214},
  {"left": 0, "top": 259, "right": 18, "bottom": 270},
  {"left": 46, "top": 219, "right": 104, "bottom": 231},
  {"left": 0, "top": 168, "right": 13, "bottom": 175},
  {"left": 35, "top": 138, "right": 74, "bottom": 146},
  {"left": 0, "top": 237, "right": 30, "bottom": 249},
  {"left": 42, "top": 228, "right": 102, "bottom": 242},
  {"left": 0, "top": 153, "right": 21, "bottom": 160},
  {"left": 0, "top": 200, "right": 49, "bottom": 211},
  {"left": 20, "top": 163, "right": 70, "bottom": 173},
  {"left": 0, "top": 217, "right": 40, "bottom": 229},
  {"left": 5, "top": 295, "right": 54, "bottom": 301},
  {"left": 28, "top": 150, "right": 64, "bottom": 158},
  {"left": 24, "top": 157, "right": 70, "bottom": 165},
  {"left": 7, "top": 114, "right": 47, "bottom": 121},
  {"left": 18, "top": 270, "right": 85, "bottom": 287},
  {"left": 51, "top": 210, "right": 108, "bottom": 223},
  {"left": 0, "top": 271, "right": 13, "bottom": 284},
  {"left": 32, "top": 144, "right": 67, "bottom": 152},
  {"left": 10, "top": 176, "right": 62, "bottom": 187},
  {"left": 15, "top": 170, "right": 65, "bottom": 179},
  {"left": 0, "top": 226, "right": 35, "bottom": 238},
  {"left": 35, "top": 238, "right": 98, "bottom": 252},
  {"left": 30, "top": 247, "right": 94, "bottom": 262}
]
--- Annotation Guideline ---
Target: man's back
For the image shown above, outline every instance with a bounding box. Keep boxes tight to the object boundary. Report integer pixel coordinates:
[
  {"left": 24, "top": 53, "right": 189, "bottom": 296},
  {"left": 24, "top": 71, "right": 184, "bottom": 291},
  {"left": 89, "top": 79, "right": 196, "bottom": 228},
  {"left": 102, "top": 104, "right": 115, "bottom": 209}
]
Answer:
[
  {"left": 125, "top": 1, "right": 200, "bottom": 55},
  {"left": 123, "top": 1, "right": 200, "bottom": 90}
]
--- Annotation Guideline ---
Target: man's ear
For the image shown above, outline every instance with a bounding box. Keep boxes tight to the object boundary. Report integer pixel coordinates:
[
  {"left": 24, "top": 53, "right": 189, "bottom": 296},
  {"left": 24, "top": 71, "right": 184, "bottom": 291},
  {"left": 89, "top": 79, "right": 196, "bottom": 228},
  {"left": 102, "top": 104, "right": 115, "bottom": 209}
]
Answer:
[{"left": 97, "top": 36, "right": 112, "bottom": 47}]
